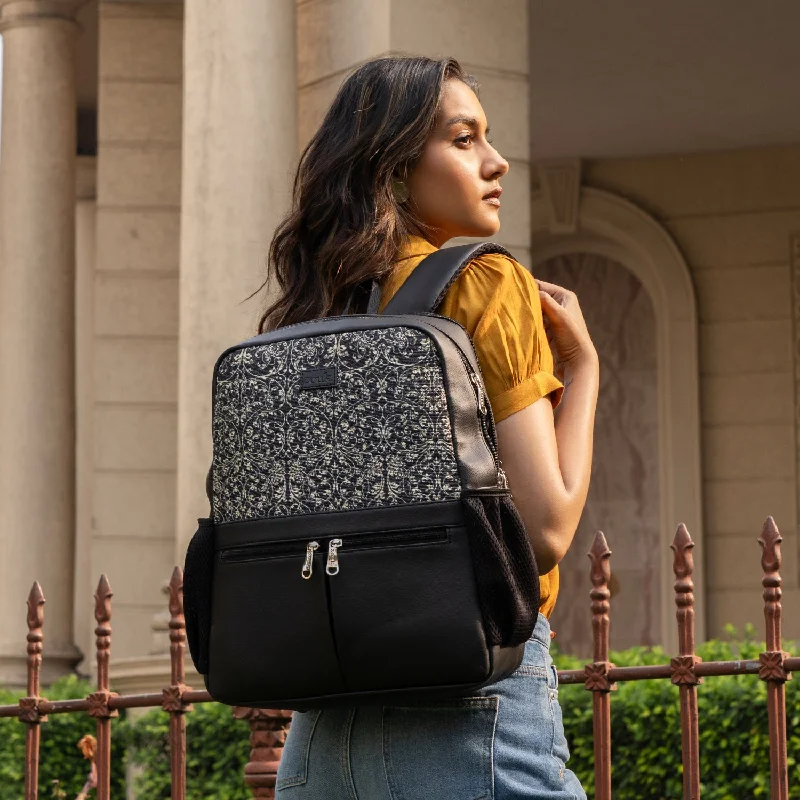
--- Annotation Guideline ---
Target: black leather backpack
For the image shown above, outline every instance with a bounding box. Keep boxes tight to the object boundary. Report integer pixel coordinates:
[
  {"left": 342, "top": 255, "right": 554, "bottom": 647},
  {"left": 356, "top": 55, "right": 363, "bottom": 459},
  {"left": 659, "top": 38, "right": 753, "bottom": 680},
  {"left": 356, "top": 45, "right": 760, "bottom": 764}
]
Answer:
[{"left": 183, "top": 242, "right": 540, "bottom": 710}]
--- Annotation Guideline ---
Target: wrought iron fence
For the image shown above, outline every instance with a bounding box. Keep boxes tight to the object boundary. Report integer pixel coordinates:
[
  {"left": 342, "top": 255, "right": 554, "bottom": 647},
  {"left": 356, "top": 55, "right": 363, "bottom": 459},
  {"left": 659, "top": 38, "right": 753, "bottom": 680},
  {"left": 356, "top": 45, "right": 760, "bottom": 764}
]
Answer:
[
  {"left": 0, "top": 516, "right": 796, "bottom": 799},
  {"left": 558, "top": 518, "right": 797, "bottom": 799}
]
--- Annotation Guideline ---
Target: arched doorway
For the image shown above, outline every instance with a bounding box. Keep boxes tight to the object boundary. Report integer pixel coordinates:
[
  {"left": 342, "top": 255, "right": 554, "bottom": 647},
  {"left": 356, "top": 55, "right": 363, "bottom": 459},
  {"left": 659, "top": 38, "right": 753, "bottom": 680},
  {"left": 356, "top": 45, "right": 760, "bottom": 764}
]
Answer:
[
  {"left": 531, "top": 186, "right": 704, "bottom": 653},
  {"left": 537, "top": 253, "right": 660, "bottom": 655}
]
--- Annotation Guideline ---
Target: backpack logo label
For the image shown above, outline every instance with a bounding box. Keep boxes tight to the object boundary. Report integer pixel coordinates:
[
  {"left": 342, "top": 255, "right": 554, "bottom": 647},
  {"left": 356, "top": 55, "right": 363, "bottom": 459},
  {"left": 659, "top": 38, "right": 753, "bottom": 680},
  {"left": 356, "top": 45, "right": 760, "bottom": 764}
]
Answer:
[{"left": 299, "top": 367, "right": 338, "bottom": 389}]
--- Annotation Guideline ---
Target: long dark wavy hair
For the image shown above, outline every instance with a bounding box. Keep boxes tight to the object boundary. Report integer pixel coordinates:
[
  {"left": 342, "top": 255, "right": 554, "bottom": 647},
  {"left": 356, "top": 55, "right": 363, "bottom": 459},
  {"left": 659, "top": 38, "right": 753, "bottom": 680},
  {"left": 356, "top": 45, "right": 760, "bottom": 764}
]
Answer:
[{"left": 256, "top": 56, "right": 478, "bottom": 333}]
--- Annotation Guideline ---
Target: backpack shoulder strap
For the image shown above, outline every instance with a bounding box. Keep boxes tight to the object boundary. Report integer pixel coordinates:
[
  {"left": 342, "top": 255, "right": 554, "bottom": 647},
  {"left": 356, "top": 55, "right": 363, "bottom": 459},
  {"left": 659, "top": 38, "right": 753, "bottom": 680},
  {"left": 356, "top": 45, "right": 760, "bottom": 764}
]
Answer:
[{"left": 379, "top": 242, "right": 513, "bottom": 315}]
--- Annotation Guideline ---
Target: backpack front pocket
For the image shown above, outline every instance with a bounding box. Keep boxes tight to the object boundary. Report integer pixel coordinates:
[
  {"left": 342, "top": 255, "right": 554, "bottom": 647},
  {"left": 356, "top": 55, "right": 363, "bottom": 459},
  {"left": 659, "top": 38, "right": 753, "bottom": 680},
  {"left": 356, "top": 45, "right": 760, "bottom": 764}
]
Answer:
[
  {"left": 325, "top": 524, "right": 491, "bottom": 692},
  {"left": 209, "top": 534, "right": 346, "bottom": 705}
]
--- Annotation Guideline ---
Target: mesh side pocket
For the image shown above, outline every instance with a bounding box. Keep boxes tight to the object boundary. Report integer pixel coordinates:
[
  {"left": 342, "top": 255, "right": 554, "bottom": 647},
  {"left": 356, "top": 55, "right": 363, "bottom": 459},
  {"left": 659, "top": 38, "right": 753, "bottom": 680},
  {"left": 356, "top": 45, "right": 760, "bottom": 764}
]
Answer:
[
  {"left": 462, "top": 492, "right": 540, "bottom": 647},
  {"left": 183, "top": 517, "right": 214, "bottom": 675}
]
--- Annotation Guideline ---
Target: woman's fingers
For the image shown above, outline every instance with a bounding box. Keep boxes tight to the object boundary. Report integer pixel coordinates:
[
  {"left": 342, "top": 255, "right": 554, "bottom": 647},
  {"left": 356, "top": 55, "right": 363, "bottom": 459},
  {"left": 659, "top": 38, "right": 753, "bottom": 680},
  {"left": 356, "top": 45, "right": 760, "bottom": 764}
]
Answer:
[
  {"left": 538, "top": 286, "right": 568, "bottom": 316},
  {"left": 535, "top": 278, "right": 571, "bottom": 305},
  {"left": 534, "top": 278, "right": 561, "bottom": 292},
  {"left": 535, "top": 277, "right": 598, "bottom": 374},
  {"left": 539, "top": 289, "right": 575, "bottom": 332},
  {"left": 538, "top": 288, "right": 558, "bottom": 315}
]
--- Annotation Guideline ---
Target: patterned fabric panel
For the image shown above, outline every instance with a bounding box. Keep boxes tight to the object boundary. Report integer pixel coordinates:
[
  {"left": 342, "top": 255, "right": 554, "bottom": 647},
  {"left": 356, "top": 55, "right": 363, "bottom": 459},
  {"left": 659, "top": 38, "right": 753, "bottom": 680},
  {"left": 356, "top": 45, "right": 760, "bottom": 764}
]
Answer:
[{"left": 212, "top": 327, "right": 462, "bottom": 522}]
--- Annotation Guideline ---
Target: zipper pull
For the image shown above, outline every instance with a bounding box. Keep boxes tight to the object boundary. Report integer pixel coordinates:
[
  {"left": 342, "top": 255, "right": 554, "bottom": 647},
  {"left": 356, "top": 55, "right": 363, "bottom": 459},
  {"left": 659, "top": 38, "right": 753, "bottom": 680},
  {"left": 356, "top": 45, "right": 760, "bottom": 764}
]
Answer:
[
  {"left": 326, "top": 538, "right": 343, "bottom": 576},
  {"left": 497, "top": 464, "right": 509, "bottom": 490},
  {"left": 301, "top": 541, "right": 320, "bottom": 579},
  {"left": 469, "top": 372, "right": 488, "bottom": 416}
]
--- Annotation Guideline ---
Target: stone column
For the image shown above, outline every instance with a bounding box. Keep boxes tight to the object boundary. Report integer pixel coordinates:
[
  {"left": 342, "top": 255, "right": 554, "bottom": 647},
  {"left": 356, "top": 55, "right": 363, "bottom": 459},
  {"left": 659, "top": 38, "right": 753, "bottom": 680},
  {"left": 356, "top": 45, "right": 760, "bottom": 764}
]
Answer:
[
  {"left": 175, "top": 0, "right": 297, "bottom": 560},
  {"left": 0, "top": 0, "right": 84, "bottom": 684},
  {"left": 74, "top": 155, "right": 96, "bottom": 670}
]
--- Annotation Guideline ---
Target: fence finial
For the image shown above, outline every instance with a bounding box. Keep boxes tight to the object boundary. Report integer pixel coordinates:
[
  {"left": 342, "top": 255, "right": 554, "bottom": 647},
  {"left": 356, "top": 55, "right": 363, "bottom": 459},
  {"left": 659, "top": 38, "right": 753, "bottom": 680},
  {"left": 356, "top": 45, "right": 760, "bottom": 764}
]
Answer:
[
  {"left": 670, "top": 524, "right": 702, "bottom": 799},
  {"left": 586, "top": 531, "right": 614, "bottom": 800},
  {"left": 25, "top": 582, "right": 45, "bottom": 699},
  {"left": 670, "top": 524, "right": 698, "bottom": 658},
  {"left": 671, "top": 524, "right": 693, "bottom": 578},
  {"left": 93, "top": 575, "right": 113, "bottom": 692},
  {"left": 588, "top": 531, "right": 612, "bottom": 665},
  {"left": 90, "top": 575, "right": 116, "bottom": 800},
  {"left": 758, "top": 516, "right": 790, "bottom": 800},
  {"left": 21, "top": 582, "right": 48, "bottom": 800},
  {"left": 759, "top": 516, "right": 783, "bottom": 649},
  {"left": 167, "top": 566, "right": 187, "bottom": 687},
  {"left": 168, "top": 567, "right": 183, "bottom": 619},
  {"left": 26, "top": 583, "right": 45, "bottom": 636},
  {"left": 759, "top": 515, "right": 781, "bottom": 567}
]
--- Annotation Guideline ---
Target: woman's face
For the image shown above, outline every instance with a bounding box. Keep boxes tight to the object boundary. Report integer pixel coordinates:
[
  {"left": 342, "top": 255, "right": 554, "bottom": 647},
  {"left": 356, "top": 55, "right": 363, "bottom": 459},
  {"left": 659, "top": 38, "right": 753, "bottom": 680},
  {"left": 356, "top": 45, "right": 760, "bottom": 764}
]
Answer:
[{"left": 406, "top": 79, "right": 509, "bottom": 247}]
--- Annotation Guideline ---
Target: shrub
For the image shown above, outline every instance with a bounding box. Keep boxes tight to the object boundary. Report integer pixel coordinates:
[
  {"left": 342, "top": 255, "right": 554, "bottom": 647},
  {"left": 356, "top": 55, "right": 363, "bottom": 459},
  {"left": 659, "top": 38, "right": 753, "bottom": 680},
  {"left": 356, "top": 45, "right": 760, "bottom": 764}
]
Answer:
[
  {"left": 0, "top": 675, "right": 126, "bottom": 799},
  {"left": 553, "top": 626, "right": 800, "bottom": 799},
  {"left": 123, "top": 701, "right": 252, "bottom": 800},
  {"left": 0, "top": 677, "right": 248, "bottom": 800}
]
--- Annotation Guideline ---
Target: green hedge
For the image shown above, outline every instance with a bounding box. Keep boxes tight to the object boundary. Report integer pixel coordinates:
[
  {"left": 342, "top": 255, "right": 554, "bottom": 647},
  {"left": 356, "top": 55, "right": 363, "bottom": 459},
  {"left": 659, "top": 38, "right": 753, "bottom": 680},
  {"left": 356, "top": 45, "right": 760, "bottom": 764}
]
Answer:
[
  {"left": 1, "top": 627, "right": 797, "bottom": 799},
  {"left": 552, "top": 625, "right": 800, "bottom": 799},
  {"left": 123, "top": 701, "right": 251, "bottom": 800},
  {"left": 0, "top": 675, "right": 126, "bottom": 799},
  {"left": 0, "top": 676, "right": 250, "bottom": 800}
]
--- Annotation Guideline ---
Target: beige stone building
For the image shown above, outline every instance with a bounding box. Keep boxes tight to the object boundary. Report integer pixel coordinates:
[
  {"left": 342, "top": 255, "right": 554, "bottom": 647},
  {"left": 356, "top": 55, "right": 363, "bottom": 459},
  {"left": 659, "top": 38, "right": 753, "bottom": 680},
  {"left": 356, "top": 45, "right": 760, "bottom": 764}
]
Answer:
[{"left": 0, "top": 0, "right": 798, "bottom": 691}]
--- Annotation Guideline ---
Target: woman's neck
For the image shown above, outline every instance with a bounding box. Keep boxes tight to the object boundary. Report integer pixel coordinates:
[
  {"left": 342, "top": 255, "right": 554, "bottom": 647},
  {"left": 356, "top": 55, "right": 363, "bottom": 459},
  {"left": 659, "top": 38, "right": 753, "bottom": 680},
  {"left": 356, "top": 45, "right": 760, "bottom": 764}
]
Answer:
[{"left": 405, "top": 223, "right": 448, "bottom": 249}]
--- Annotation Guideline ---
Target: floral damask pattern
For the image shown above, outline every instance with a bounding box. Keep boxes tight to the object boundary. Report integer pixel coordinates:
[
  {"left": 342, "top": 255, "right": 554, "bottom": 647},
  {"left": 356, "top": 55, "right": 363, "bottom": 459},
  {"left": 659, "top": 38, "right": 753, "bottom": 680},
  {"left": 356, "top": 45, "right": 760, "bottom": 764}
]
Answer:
[{"left": 212, "top": 327, "right": 462, "bottom": 523}]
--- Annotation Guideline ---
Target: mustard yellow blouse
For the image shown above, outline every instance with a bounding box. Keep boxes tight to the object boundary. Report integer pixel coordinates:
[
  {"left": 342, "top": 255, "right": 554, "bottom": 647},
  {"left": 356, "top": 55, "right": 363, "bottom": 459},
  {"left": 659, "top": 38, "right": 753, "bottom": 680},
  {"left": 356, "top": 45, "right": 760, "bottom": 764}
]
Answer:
[{"left": 378, "top": 235, "right": 565, "bottom": 618}]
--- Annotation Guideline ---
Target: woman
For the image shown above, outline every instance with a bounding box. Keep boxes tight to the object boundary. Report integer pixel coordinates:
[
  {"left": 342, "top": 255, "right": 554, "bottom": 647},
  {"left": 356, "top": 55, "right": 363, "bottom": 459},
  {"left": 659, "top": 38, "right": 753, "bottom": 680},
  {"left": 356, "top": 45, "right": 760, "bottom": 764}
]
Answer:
[{"left": 262, "top": 56, "right": 597, "bottom": 800}]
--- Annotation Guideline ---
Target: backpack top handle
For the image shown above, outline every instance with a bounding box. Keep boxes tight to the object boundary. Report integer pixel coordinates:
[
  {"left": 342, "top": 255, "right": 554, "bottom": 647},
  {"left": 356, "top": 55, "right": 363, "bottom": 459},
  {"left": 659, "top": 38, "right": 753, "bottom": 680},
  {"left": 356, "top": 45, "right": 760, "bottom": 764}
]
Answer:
[{"left": 373, "top": 242, "right": 513, "bottom": 316}]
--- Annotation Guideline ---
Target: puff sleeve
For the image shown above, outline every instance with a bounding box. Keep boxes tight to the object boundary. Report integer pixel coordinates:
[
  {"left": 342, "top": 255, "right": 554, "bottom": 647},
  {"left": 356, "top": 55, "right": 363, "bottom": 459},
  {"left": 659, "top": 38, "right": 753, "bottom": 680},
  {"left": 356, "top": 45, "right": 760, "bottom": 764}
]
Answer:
[{"left": 438, "top": 253, "right": 564, "bottom": 424}]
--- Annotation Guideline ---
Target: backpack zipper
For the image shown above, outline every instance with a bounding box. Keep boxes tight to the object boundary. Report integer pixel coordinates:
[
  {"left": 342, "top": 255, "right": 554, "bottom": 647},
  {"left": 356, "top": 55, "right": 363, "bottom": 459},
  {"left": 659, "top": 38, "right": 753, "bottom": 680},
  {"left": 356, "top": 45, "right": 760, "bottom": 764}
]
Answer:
[
  {"left": 220, "top": 539, "right": 323, "bottom": 580},
  {"left": 324, "top": 528, "right": 448, "bottom": 577},
  {"left": 302, "top": 541, "right": 320, "bottom": 579},
  {"left": 220, "top": 528, "right": 448, "bottom": 580},
  {"left": 326, "top": 538, "right": 343, "bottom": 575}
]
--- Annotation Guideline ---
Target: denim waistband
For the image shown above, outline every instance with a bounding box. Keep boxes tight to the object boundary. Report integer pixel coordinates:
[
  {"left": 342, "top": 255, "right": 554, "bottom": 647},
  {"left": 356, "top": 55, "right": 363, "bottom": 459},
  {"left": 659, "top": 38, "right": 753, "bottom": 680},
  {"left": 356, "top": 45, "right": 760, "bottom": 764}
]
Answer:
[{"left": 530, "top": 612, "right": 551, "bottom": 647}]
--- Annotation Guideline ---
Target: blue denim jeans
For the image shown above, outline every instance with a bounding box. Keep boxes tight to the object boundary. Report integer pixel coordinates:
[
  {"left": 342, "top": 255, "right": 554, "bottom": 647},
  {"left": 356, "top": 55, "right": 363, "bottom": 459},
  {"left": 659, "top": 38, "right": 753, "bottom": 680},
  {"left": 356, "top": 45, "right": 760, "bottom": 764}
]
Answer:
[{"left": 276, "top": 613, "right": 586, "bottom": 799}]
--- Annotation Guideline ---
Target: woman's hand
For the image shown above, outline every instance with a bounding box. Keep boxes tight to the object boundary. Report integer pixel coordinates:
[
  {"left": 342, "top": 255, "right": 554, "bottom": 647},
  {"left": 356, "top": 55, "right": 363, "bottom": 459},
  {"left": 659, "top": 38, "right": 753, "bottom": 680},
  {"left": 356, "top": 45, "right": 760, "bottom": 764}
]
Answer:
[{"left": 535, "top": 278, "right": 597, "bottom": 381}]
